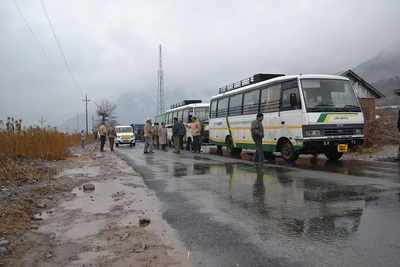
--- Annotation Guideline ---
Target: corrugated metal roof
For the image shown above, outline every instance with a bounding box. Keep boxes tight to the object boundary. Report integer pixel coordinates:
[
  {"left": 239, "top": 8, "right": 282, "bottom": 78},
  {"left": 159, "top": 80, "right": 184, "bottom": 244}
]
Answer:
[{"left": 339, "top": 69, "right": 385, "bottom": 98}]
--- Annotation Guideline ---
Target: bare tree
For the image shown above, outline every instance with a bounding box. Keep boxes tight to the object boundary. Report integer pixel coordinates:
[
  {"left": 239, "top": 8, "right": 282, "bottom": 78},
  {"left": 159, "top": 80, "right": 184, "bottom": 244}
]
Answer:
[{"left": 96, "top": 100, "right": 117, "bottom": 125}]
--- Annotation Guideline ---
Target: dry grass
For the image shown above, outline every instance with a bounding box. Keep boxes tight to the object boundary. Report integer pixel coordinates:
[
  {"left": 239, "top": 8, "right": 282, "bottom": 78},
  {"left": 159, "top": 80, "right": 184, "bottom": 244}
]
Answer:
[
  {"left": 0, "top": 128, "right": 84, "bottom": 161},
  {"left": 0, "top": 128, "right": 93, "bottom": 185}
]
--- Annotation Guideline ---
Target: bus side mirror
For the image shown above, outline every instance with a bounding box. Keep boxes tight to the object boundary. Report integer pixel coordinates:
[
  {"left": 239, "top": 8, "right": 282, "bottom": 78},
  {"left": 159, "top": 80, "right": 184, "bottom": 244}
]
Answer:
[{"left": 290, "top": 93, "right": 298, "bottom": 107}]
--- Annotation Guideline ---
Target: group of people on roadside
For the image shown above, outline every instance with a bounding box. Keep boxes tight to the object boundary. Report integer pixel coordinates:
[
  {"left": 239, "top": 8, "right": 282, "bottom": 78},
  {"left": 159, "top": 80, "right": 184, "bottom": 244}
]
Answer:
[
  {"left": 143, "top": 116, "right": 203, "bottom": 154},
  {"left": 143, "top": 120, "right": 167, "bottom": 153},
  {"left": 97, "top": 123, "right": 117, "bottom": 152}
]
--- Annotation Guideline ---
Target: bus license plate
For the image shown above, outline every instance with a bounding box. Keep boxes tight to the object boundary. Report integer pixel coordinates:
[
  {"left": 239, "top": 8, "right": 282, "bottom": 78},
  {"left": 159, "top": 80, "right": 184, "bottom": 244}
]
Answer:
[{"left": 337, "top": 144, "right": 348, "bottom": 153}]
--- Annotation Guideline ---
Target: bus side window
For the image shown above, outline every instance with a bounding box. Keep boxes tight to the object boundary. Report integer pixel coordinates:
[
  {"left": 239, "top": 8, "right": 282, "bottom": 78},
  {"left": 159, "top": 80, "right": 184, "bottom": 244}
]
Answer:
[
  {"left": 229, "top": 94, "right": 243, "bottom": 116},
  {"left": 210, "top": 100, "right": 217, "bottom": 118},
  {"left": 243, "top": 90, "right": 260, "bottom": 115},
  {"left": 280, "top": 80, "right": 301, "bottom": 111},
  {"left": 261, "top": 84, "right": 281, "bottom": 113},
  {"left": 217, "top": 97, "right": 229, "bottom": 118},
  {"left": 183, "top": 109, "right": 189, "bottom": 123}
]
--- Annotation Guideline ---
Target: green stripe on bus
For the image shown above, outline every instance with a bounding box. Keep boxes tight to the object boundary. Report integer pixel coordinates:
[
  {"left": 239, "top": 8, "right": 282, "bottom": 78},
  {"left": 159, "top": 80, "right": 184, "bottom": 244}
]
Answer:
[
  {"left": 317, "top": 113, "right": 328, "bottom": 123},
  {"left": 209, "top": 140, "right": 303, "bottom": 152}
]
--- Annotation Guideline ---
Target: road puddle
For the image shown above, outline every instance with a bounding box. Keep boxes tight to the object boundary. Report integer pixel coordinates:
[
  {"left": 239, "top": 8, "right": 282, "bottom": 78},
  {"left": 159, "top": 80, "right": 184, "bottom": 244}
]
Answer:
[{"left": 60, "top": 166, "right": 101, "bottom": 178}]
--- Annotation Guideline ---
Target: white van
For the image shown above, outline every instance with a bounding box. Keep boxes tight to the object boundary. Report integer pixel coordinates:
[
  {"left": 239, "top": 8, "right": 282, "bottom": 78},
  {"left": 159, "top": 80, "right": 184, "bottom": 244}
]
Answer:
[
  {"left": 209, "top": 74, "right": 364, "bottom": 162},
  {"left": 115, "top": 125, "right": 135, "bottom": 147}
]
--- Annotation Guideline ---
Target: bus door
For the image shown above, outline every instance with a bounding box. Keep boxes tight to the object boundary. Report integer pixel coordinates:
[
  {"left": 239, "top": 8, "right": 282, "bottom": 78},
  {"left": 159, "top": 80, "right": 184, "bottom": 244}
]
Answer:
[{"left": 279, "top": 79, "right": 302, "bottom": 143}]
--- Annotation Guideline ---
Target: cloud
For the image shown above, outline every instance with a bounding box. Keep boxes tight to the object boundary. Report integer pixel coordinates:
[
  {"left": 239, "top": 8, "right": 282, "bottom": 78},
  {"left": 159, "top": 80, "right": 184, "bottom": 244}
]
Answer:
[{"left": 1, "top": 0, "right": 399, "bottom": 127}]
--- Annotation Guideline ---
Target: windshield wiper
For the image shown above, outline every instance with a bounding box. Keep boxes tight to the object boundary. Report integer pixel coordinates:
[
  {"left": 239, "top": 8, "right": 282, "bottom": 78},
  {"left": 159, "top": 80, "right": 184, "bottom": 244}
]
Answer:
[
  {"left": 344, "top": 104, "right": 360, "bottom": 109},
  {"left": 314, "top": 104, "right": 335, "bottom": 107},
  {"left": 343, "top": 105, "right": 361, "bottom": 111}
]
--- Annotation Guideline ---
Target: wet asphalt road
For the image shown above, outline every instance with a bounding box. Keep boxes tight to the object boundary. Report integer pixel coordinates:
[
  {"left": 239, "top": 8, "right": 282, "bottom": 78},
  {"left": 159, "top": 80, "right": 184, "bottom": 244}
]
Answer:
[{"left": 117, "top": 143, "right": 400, "bottom": 267}]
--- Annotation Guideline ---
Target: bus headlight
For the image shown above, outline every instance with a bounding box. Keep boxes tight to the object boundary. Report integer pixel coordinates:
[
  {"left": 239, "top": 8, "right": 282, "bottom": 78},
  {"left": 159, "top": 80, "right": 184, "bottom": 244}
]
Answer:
[{"left": 305, "top": 129, "right": 321, "bottom": 137}]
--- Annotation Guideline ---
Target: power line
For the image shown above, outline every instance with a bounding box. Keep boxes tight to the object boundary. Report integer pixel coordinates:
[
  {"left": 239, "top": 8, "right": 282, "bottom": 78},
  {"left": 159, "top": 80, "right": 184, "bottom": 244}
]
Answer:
[
  {"left": 39, "top": 0, "right": 82, "bottom": 92},
  {"left": 12, "top": 0, "right": 48, "bottom": 59}
]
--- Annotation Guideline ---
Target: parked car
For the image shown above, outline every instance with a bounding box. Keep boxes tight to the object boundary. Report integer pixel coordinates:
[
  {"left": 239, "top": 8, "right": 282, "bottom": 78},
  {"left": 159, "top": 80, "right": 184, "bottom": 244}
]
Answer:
[{"left": 115, "top": 125, "right": 135, "bottom": 147}]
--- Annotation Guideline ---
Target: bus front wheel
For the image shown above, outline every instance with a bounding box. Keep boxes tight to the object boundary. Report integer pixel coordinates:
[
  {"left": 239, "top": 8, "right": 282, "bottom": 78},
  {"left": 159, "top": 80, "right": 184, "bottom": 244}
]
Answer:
[
  {"left": 324, "top": 146, "right": 343, "bottom": 161},
  {"left": 280, "top": 140, "right": 299, "bottom": 162}
]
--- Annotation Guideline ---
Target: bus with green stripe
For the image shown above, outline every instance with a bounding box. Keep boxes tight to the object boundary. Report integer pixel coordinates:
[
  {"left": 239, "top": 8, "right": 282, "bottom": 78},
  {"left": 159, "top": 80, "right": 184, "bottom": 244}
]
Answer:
[
  {"left": 208, "top": 73, "right": 364, "bottom": 162},
  {"left": 155, "top": 100, "right": 210, "bottom": 148}
]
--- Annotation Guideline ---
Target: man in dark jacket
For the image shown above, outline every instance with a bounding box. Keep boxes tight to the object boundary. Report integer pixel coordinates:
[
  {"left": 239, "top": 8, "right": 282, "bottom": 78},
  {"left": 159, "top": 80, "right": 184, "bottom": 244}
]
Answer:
[
  {"left": 173, "top": 118, "right": 185, "bottom": 153},
  {"left": 251, "top": 113, "right": 264, "bottom": 164}
]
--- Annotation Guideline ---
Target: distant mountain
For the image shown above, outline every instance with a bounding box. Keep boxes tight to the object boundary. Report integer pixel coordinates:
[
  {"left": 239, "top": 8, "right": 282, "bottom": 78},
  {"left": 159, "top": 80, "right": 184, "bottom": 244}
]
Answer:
[
  {"left": 374, "top": 76, "right": 400, "bottom": 106},
  {"left": 115, "top": 87, "right": 214, "bottom": 125},
  {"left": 58, "top": 113, "right": 87, "bottom": 133},
  {"left": 353, "top": 46, "right": 400, "bottom": 106},
  {"left": 354, "top": 47, "right": 400, "bottom": 83}
]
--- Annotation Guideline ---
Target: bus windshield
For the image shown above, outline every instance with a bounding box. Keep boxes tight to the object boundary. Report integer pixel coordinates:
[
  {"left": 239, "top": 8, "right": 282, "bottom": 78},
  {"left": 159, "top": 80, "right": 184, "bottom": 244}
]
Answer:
[
  {"left": 116, "top": 127, "right": 133, "bottom": 133},
  {"left": 301, "top": 79, "right": 361, "bottom": 112},
  {"left": 195, "top": 107, "right": 209, "bottom": 122}
]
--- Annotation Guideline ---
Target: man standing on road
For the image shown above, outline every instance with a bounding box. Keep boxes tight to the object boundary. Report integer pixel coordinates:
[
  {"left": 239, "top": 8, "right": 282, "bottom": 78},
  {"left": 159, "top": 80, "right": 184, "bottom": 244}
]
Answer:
[
  {"left": 108, "top": 126, "right": 117, "bottom": 152},
  {"left": 251, "top": 113, "right": 265, "bottom": 164},
  {"left": 172, "top": 117, "right": 185, "bottom": 153},
  {"left": 99, "top": 123, "right": 107, "bottom": 152},
  {"left": 80, "top": 130, "right": 86, "bottom": 149},
  {"left": 143, "top": 119, "right": 154, "bottom": 154},
  {"left": 153, "top": 122, "right": 160, "bottom": 149},
  {"left": 191, "top": 116, "right": 202, "bottom": 153},
  {"left": 158, "top": 122, "right": 168, "bottom": 151}
]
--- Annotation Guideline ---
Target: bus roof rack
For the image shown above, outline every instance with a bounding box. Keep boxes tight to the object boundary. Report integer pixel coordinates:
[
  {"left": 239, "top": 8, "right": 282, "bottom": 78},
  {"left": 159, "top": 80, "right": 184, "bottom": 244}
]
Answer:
[
  {"left": 170, "top": 100, "right": 202, "bottom": 109},
  {"left": 218, "top": 73, "right": 285, "bottom": 94}
]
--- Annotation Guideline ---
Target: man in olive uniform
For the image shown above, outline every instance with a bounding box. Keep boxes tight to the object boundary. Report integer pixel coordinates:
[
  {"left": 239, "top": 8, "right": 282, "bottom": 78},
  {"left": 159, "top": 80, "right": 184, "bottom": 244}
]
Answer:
[
  {"left": 108, "top": 126, "right": 117, "bottom": 152},
  {"left": 173, "top": 117, "right": 185, "bottom": 153},
  {"left": 251, "top": 113, "right": 264, "bottom": 164},
  {"left": 99, "top": 123, "right": 107, "bottom": 152}
]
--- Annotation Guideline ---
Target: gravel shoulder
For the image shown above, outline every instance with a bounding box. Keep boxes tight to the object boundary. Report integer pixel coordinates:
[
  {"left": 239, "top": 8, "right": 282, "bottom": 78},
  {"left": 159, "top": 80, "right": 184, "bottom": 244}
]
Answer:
[
  {"left": 0, "top": 145, "right": 189, "bottom": 267},
  {"left": 344, "top": 144, "right": 399, "bottom": 162}
]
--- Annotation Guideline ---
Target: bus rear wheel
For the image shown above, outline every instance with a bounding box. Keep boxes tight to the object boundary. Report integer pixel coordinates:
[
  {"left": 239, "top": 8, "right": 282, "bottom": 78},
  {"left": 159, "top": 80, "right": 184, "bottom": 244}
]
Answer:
[
  {"left": 226, "top": 136, "right": 242, "bottom": 157},
  {"left": 324, "top": 146, "right": 343, "bottom": 161},
  {"left": 280, "top": 140, "right": 299, "bottom": 162}
]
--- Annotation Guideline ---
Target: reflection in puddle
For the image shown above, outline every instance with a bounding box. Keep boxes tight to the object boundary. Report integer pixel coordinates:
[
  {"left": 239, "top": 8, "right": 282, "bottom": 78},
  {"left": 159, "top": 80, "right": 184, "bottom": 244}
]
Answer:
[
  {"left": 187, "top": 163, "right": 371, "bottom": 243},
  {"left": 193, "top": 163, "right": 211, "bottom": 175},
  {"left": 173, "top": 162, "right": 188, "bottom": 177}
]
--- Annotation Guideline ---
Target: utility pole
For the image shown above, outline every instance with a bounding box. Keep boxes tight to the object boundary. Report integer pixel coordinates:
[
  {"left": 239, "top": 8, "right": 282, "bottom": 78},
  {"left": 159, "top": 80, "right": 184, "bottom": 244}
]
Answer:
[
  {"left": 82, "top": 94, "right": 90, "bottom": 134},
  {"left": 39, "top": 116, "right": 46, "bottom": 128},
  {"left": 157, "top": 44, "right": 165, "bottom": 115}
]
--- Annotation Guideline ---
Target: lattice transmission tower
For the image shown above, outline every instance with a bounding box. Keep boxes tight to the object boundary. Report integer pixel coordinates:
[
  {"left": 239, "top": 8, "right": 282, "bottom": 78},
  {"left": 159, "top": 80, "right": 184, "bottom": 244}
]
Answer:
[{"left": 157, "top": 44, "right": 165, "bottom": 115}]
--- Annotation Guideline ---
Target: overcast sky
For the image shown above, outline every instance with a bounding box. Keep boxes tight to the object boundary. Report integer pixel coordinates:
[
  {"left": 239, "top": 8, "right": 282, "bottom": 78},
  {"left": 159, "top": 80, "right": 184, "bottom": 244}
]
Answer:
[{"left": 1, "top": 0, "right": 399, "bottom": 127}]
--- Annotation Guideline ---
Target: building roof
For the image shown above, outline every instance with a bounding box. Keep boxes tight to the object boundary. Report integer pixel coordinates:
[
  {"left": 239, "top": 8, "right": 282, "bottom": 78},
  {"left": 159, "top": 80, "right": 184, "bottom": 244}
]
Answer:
[{"left": 340, "top": 69, "right": 385, "bottom": 98}]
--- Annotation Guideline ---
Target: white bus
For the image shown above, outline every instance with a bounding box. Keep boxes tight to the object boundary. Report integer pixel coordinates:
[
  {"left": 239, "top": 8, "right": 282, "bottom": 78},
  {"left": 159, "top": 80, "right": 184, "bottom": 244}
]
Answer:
[
  {"left": 155, "top": 100, "right": 210, "bottom": 148},
  {"left": 209, "top": 73, "right": 364, "bottom": 162}
]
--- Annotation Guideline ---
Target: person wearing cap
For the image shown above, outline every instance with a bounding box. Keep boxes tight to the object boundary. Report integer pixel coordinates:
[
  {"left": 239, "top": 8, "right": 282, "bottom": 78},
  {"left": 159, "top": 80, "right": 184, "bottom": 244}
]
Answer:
[{"left": 251, "top": 113, "right": 264, "bottom": 164}]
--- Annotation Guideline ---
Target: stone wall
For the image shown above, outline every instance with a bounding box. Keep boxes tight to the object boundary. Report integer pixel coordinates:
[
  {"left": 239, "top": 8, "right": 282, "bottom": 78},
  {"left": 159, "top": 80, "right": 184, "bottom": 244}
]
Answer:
[{"left": 359, "top": 98, "right": 376, "bottom": 146}]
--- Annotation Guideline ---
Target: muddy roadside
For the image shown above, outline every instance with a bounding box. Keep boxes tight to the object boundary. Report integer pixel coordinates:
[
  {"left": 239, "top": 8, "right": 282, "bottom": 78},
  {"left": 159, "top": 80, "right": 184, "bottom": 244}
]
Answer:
[
  {"left": 0, "top": 145, "right": 189, "bottom": 267},
  {"left": 344, "top": 144, "right": 399, "bottom": 162}
]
